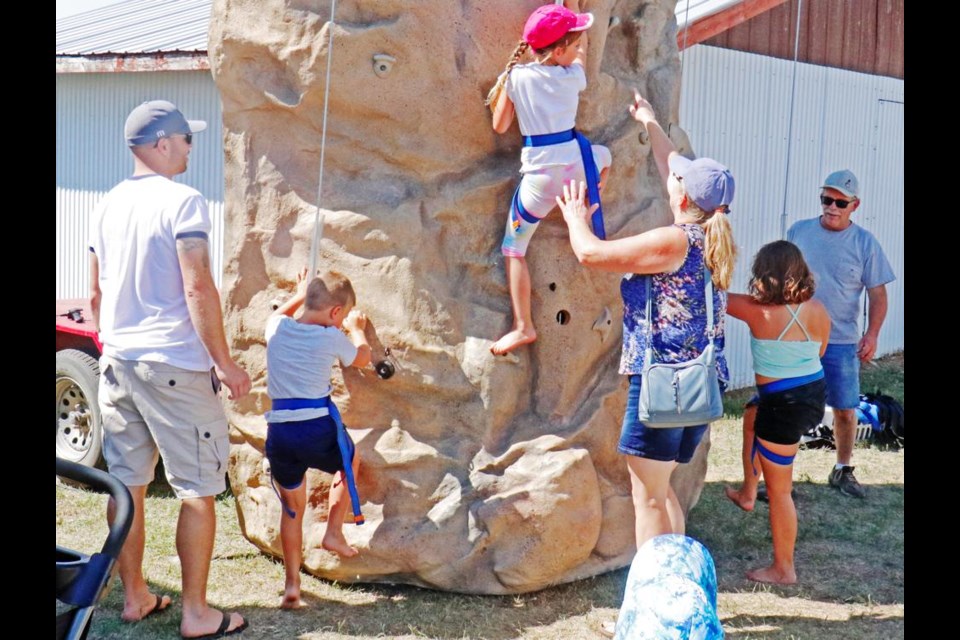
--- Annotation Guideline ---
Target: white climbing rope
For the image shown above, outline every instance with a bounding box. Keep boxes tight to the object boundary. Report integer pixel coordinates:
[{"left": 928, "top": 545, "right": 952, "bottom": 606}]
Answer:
[
  {"left": 779, "top": 0, "right": 805, "bottom": 239},
  {"left": 309, "top": 0, "right": 339, "bottom": 279}
]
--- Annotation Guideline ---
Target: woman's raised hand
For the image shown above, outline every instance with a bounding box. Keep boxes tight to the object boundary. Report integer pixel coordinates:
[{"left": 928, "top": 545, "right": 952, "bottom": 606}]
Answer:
[
  {"left": 629, "top": 89, "right": 657, "bottom": 128},
  {"left": 556, "top": 180, "right": 599, "bottom": 227}
]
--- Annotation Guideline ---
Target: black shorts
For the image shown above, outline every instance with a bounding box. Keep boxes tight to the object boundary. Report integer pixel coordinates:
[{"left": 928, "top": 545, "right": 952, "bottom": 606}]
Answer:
[
  {"left": 265, "top": 416, "right": 354, "bottom": 489},
  {"left": 754, "top": 378, "right": 827, "bottom": 445}
]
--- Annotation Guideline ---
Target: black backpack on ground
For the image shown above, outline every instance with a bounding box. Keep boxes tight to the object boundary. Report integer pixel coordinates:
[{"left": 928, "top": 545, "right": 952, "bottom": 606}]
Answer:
[
  {"left": 799, "top": 391, "right": 903, "bottom": 450},
  {"left": 861, "top": 391, "right": 904, "bottom": 449}
]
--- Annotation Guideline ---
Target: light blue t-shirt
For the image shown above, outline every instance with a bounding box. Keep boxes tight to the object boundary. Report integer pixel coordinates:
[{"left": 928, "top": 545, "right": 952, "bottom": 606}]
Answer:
[
  {"left": 787, "top": 217, "right": 895, "bottom": 344},
  {"left": 264, "top": 315, "right": 358, "bottom": 423}
]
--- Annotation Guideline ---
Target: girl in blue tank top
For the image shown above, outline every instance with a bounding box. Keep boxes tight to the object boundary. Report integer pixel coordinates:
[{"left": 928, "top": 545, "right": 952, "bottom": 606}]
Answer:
[{"left": 724, "top": 240, "right": 831, "bottom": 585}]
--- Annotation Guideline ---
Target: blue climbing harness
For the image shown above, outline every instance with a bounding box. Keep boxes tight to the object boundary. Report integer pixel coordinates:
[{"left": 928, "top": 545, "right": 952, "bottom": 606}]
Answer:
[
  {"left": 515, "top": 128, "right": 606, "bottom": 238},
  {"left": 749, "top": 371, "right": 819, "bottom": 474},
  {"left": 270, "top": 396, "right": 364, "bottom": 525},
  {"left": 751, "top": 437, "right": 796, "bottom": 476}
]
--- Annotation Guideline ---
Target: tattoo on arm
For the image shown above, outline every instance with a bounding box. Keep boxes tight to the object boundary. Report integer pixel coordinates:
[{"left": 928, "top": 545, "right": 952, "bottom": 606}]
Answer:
[{"left": 176, "top": 237, "right": 211, "bottom": 270}]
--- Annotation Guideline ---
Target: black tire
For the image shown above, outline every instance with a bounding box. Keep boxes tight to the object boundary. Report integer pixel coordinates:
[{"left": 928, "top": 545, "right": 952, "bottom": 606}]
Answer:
[{"left": 56, "top": 349, "right": 102, "bottom": 467}]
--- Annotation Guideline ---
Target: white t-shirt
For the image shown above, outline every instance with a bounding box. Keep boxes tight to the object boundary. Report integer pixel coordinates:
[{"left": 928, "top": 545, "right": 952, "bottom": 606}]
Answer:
[
  {"left": 88, "top": 175, "right": 214, "bottom": 371},
  {"left": 264, "top": 315, "right": 358, "bottom": 423},
  {"left": 506, "top": 62, "right": 587, "bottom": 172}
]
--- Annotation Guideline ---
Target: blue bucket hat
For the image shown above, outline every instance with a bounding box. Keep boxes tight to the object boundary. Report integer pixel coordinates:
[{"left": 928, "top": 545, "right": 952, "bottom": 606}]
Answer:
[
  {"left": 821, "top": 169, "right": 859, "bottom": 199},
  {"left": 668, "top": 155, "right": 735, "bottom": 213},
  {"left": 124, "top": 100, "right": 207, "bottom": 147}
]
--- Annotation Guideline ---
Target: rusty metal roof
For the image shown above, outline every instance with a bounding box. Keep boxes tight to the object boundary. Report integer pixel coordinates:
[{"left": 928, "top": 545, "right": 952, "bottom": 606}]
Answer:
[{"left": 56, "top": 0, "right": 212, "bottom": 56}]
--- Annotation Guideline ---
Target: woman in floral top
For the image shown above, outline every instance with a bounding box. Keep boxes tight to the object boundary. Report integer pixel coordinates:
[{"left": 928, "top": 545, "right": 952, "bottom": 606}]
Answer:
[{"left": 558, "top": 90, "right": 737, "bottom": 552}]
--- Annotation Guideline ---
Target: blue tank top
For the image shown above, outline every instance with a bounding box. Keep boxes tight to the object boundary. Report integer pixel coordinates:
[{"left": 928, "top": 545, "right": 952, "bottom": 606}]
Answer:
[{"left": 749, "top": 303, "right": 823, "bottom": 378}]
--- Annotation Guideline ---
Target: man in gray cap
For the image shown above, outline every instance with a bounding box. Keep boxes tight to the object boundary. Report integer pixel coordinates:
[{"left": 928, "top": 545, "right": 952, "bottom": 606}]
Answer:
[
  {"left": 785, "top": 170, "right": 895, "bottom": 499},
  {"left": 88, "top": 100, "right": 251, "bottom": 638}
]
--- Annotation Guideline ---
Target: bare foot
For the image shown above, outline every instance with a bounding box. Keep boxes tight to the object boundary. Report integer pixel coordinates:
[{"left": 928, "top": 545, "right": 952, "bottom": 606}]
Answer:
[
  {"left": 280, "top": 591, "right": 304, "bottom": 610},
  {"left": 322, "top": 531, "right": 359, "bottom": 558},
  {"left": 724, "top": 485, "right": 756, "bottom": 512},
  {"left": 490, "top": 328, "right": 536, "bottom": 355},
  {"left": 121, "top": 593, "right": 172, "bottom": 622},
  {"left": 747, "top": 565, "right": 797, "bottom": 585}
]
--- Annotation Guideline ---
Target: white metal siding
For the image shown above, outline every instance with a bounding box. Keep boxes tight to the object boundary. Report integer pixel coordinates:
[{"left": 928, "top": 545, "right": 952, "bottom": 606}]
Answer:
[
  {"left": 56, "top": 70, "right": 224, "bottom": 298},
  {"left": 56, "top": 0, "right": 211, "bottom": 55},
  {"left": 679, "top": 45, "right": 904, "bottom": 389}
]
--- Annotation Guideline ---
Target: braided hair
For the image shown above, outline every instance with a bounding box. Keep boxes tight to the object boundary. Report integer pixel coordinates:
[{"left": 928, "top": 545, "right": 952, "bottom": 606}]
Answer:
[{"left": 485, "top": 40, "right": 530, "bottom": 107}]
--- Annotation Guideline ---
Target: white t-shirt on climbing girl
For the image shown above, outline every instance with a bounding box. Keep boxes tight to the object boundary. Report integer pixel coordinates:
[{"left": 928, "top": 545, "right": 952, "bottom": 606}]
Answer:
[{"left": 506, "top": 62, "right": 587, "bottom": 172}]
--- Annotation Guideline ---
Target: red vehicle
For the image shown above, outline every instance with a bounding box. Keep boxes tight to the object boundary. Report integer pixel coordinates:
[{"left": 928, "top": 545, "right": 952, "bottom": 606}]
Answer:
[{"left": 56, "top": 299, "right": 103, "bottom": 467}]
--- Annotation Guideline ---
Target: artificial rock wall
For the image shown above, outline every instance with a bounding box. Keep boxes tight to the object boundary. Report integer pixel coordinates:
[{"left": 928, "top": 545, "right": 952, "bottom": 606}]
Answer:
[{"left": 211, "top": 0, "right": 707, "bottom": 594}]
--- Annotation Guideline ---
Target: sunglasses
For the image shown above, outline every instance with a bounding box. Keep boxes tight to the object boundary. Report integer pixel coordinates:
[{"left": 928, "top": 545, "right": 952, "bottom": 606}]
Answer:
[
  {"left": 152, "top": 133, "right": 193, "bottom": 148},
  {"left": 820, "top": 195, "right": 854, "bottom": 209}
]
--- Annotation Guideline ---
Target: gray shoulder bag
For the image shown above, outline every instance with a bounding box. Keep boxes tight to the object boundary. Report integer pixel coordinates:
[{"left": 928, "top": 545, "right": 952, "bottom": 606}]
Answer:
[{"left": 637, "top": 265, "right": 724, "bottom": 427}]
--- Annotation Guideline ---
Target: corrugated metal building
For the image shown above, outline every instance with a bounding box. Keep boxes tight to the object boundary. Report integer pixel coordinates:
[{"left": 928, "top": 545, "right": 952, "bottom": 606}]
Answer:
[
  {"left": 57, "top": 0, "right": 903, "bottom": 390},
  {"left": 674, "top": 0, "right": 904, "bottom": 387},
  {"left": 56, "top": 0, "right": 222, "bottom": 295}
]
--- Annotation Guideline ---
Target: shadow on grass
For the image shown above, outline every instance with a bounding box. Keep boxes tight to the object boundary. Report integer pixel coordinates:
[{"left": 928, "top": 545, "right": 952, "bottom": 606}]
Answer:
[
  {"left": 689, "top": 481, "right": 904, "bottom": 606},
  {"left": 83, "top": 571, "right": 629, "bottom": 640},
  {"left": 722, "top": 611, "right": 904, "bottom": 638}
]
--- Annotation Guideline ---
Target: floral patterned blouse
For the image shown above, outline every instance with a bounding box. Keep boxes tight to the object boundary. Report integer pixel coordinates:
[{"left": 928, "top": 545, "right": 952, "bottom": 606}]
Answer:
[{"left": 618, "top": 223, "right": 729, "bottom": 385}]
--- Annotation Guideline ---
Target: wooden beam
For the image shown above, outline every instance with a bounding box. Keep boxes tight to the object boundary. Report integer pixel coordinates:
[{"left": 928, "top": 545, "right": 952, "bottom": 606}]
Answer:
[{"left": 678, "top": 0, "right": 788, "bottom": 50}]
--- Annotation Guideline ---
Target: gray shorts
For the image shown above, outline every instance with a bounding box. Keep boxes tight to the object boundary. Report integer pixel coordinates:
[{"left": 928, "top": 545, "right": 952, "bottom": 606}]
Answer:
[{"left": 98, "top": 356, "right": 229, "bottom": 498}]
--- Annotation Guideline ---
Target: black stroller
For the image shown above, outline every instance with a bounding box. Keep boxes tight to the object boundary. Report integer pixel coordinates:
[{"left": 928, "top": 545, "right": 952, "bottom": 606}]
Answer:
[{"left": 56, "top": 457, "right": 133, "bottom": 640}]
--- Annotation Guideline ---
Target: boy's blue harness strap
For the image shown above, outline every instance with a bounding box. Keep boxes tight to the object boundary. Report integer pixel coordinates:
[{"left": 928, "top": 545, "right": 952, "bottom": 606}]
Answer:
[
  {"left": 522, "top": 128, "right": 606, "bottom": 239},
  {"left": 271, "top": 396, "right": 365, "bottom": 525}
]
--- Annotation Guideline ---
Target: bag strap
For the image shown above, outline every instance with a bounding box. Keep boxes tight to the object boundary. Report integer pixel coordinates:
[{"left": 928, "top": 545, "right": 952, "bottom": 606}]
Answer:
[{"left": 642, "top": 251, "right": 715, "bottom": 365}]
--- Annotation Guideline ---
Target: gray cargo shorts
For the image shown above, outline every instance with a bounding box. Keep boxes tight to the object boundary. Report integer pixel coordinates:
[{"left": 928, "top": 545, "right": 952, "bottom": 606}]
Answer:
[{"left": 98, "top": 355, "right": 229, "bottom": 498}]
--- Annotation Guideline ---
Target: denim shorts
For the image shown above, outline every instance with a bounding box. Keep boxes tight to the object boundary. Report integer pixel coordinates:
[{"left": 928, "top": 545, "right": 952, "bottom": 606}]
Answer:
[
  {"left": 821, "top": 343, "right": 860, "bottom": 409},
  {"left": 265, "top": 416, "right": 354, "bottom": 489},
  {"left": 618, "top": 375, "right": 708, "bottom": 463}
]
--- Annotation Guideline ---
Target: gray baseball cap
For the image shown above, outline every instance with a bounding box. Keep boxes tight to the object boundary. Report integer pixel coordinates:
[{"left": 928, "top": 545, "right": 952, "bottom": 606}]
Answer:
[
  {"left": 821, "top": 169, "right": 859, "bottom": 198},
  {"left": 124, "top": 100, "right": 207, "bottom": 147},
  {"left": 668, "top": 155, "right": 735, "bottom": 213}
]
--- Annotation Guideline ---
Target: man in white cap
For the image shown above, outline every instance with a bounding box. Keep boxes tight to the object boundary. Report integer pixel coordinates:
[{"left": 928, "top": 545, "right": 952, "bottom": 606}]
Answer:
[
  {"left": 784, "top": 170, "right": 895, "bottom": 499},
  {"left": 88, "top": 100, "right": 251, "bottom": 638}
]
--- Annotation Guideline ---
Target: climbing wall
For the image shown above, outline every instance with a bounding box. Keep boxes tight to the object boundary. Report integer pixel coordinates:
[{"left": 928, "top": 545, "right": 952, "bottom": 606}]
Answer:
[{"left": 211, "top": 0, "right": 708, "bottom": 594}]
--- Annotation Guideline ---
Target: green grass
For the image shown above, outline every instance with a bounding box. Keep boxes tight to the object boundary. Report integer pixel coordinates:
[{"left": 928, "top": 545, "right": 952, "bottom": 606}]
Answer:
[{"left": 57, "top": 353, "right": 904, "bottom": 639}]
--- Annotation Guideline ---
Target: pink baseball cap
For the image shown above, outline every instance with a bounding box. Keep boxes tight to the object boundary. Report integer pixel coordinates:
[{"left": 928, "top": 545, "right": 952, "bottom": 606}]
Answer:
[{"left": 523, "top": 5, "right": 594, "bottom": 50}]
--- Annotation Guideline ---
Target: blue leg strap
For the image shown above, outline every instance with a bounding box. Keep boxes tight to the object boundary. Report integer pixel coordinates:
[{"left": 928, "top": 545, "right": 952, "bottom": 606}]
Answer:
[
  {"left": 270, "top": 471, "right": 298, "bottom": 520},
  {"left": 512, "top": 185, "right": 541, "bottom": 226},
  {"left": 751, "top": 436, "right": 796, "bottom": 476},
  {"left": 328, "top": 401, "right": 365, "bottom": 525},
  {"left": 573, "top": 131, "right": 606, "bottom": 239}
]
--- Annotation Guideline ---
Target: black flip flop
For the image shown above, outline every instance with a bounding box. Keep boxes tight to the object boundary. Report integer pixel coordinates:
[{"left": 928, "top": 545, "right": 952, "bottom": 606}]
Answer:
[
  {"left": 142, "top": 594, "right": 172, "bottom": 619},
  {"left": 182, "top": 611, "right": 249, "bottom": 639},
  {"left": 123, "top": 593, "right": 172, "bottom": 623}
]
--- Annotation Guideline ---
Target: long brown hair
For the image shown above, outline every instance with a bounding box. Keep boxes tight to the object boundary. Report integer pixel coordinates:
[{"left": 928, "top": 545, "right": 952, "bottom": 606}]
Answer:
[{"left": 748, "top": 240, "right": 816, "bottom": 305}]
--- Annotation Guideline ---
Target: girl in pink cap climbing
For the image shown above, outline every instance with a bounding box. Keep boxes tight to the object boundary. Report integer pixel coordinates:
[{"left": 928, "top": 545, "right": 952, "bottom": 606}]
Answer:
[{"left": 486, "top": 1, "right": 612, "bottom": 355}]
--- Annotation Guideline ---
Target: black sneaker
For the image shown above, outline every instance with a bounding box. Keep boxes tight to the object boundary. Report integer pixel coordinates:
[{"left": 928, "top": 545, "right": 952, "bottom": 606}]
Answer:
[{"left": 828, "top": 465, "right": 865, "bottom": 499}]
